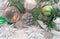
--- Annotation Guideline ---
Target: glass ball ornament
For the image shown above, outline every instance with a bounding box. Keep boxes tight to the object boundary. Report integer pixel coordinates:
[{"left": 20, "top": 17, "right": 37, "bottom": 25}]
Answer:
[
  {"left": 41, "top": 5, "right": 53, "bottom": 16},
  {"left": 4, "top": 6, "right": 20, "bottom": 23}
]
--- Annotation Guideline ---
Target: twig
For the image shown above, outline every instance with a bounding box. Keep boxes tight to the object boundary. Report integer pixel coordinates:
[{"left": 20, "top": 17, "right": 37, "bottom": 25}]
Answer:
[{"left": 37, "top": 20, "right": 48, "bottom": 32}]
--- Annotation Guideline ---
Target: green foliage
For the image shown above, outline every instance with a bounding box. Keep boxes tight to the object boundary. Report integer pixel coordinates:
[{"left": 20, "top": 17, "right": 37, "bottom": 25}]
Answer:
[
  {"left": 31, "top": 7, "right": 40, "bottom": 23},
  {"left": 54, "top": 0, "right": 59, "bottom": 3},
  {"left": 7, "top": 21, "right": 13, "bottom": 25},
  {"left": 40, "top": 0, "right": 59, "bottom": 3},
  {"left": 8, "top": 0, "right": 25, "bottom": 13}
]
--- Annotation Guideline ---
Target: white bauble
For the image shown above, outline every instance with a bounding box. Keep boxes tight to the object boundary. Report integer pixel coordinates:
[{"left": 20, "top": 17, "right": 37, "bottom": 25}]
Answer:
[
  {"left": 52, "top": 3, "right": 58, "bottom": 9},
  {"left": 51, "top": 18, "right": 60, "bottom": 38},
  {"left": 0, "top": 0, "right": 8, "bottom": 10},
  {"left": 58, "top": 1, "right": 60, "bottom": 10},
  {"left": 24, "top": 0, "right": 37, "bottom": 10},
  {"left": 53, "top": 17, "right": 60, "bottom": 30}
]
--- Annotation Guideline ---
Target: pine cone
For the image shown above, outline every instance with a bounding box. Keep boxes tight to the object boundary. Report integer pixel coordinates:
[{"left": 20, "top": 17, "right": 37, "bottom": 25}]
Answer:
[{"left": 21, "top": 12, "right": 33, "bottom": 25}]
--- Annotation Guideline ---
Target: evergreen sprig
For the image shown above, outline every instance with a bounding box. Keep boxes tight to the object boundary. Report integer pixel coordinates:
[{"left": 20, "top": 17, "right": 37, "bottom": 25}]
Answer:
[
  {"left": 31, "top": 7, "right": 40, "bottom": 23},
  {"left": 8, "top": 0, "right": 25, "bottom": 13}
]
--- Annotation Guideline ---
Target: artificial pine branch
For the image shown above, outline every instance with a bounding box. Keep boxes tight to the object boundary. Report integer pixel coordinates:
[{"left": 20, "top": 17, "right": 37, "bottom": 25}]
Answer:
[
  {"left": 31, "top": 7, "right": 40, "bottom": 23},
  {"left": 54, "top": 0, "right": 59, "bottom": 3},
  {"left": 43, "top": 8, "right": 56, "bottom": 31},
  {"left": 8, "top": 0, "right": 25, "bottom": 13}
]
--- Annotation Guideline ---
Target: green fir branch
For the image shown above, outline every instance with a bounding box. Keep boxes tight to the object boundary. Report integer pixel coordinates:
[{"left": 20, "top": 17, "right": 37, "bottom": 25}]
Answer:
[
  {"left": 31, "top": 7, "right": 40, "bottom": 23},
  {"left": 8, "top": 0, "right": 25, "bottom": 13}
]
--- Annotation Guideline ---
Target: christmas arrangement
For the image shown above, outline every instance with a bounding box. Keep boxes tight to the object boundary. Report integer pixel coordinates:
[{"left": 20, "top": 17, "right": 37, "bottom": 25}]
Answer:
[
  {"left": 0, "top": 0, "right": 60, "bottom": 38},
  {"left": 7, "top": 0, "right": 60, "bottom": 31}
]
